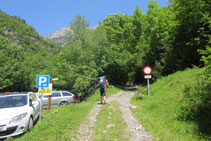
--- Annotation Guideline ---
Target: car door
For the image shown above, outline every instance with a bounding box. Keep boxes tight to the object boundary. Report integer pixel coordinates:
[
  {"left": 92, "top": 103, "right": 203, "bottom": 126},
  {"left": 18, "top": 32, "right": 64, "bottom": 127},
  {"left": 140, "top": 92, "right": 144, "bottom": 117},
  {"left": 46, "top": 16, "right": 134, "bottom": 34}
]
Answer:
[
  {"left": 51, "top": 92, "right": 62, "bottom": 106},
  {"left": 62, "top": 92, "right": 74, "bottom": 103},
  {"left": 42, "top": 95, "right": 48, "bottom": 107},
  {"left": 34, "top": 94, "right": 40, "bottom": 117}
]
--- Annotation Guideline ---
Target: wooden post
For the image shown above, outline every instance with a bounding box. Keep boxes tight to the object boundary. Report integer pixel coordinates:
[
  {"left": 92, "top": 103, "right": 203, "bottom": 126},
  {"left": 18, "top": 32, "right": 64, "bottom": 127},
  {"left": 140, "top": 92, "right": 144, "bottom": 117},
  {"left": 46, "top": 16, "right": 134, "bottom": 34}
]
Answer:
[
  {"left": 47, "top": 80, "right": 53, "bottom": 111},
  {"left": 47, "top": 95, "right": 51, "bottom": 111}
]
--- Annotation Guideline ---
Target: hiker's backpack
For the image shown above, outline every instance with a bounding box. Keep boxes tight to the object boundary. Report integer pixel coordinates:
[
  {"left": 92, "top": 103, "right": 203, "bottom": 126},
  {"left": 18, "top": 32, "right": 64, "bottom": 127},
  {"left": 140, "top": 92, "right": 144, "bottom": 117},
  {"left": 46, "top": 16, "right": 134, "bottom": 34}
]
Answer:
[{"left": 99, "top": 77, "right": 105, "bottom": 88}]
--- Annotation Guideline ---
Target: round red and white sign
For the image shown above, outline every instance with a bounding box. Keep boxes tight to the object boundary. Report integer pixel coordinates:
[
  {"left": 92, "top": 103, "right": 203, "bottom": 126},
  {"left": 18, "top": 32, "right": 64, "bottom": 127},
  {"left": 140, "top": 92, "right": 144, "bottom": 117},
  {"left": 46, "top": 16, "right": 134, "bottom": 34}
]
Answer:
[{"left": 143, "top": 66, "right": 152, "bottom": 75}]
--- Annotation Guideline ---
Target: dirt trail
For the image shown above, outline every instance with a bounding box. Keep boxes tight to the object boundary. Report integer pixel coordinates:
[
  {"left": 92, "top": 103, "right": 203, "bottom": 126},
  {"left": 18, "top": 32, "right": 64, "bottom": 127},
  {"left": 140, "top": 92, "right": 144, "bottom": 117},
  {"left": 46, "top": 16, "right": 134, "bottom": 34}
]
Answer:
[{"left": 74, "top": 91, "right": 152, "bottom": 141}]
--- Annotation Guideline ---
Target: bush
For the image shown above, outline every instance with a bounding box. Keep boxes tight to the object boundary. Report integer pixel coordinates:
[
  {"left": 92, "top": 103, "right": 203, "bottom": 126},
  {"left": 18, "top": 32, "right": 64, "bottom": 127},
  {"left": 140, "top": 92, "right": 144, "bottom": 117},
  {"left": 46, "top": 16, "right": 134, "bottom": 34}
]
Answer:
[
  {"left": 135, "top": 93, "right": 144, "bottom": 100},
  {"left": 178, "top": 66, "right": 211, "bottom": 135}
]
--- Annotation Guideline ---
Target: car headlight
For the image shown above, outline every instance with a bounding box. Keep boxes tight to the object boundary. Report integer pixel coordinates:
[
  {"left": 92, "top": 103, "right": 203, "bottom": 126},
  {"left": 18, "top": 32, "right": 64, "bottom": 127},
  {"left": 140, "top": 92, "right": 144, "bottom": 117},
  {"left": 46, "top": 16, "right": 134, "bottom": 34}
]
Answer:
[{"left": 9, "top": 113, "right": 27, "bottom": 124}]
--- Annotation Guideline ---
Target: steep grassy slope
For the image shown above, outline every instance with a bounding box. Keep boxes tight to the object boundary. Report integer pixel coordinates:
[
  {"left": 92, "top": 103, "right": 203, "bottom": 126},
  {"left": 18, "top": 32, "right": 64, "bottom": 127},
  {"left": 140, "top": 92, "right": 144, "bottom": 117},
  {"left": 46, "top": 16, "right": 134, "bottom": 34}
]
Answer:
[
  {"left": 0, "top": 10, "right": 60, "bottom": 91},
  {"left": 0, "top": 10, "right": 59, "bottom": 53},
  {"left": 131, "top": 67, "right": 207, "bottom": 141}
]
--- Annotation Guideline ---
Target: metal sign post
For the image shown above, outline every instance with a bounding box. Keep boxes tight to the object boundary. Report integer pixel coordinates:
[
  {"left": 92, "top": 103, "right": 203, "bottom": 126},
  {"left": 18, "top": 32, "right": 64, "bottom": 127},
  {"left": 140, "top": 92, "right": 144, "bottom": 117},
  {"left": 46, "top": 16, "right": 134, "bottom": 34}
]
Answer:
[
  {"left": 39, "top": 88, "right": 43, "bottom": 120},
  {"left": 36, "top": 75, "right": 50, "bottom": 120},
  {"left": 143, "top": 66, "right": 152, "bottom": 96},
  {"left": 147, "top": 78, "right": 150, "bottom": 96},
  {"left": 145, "top": 75, "right": 151, "bottom": 96}
]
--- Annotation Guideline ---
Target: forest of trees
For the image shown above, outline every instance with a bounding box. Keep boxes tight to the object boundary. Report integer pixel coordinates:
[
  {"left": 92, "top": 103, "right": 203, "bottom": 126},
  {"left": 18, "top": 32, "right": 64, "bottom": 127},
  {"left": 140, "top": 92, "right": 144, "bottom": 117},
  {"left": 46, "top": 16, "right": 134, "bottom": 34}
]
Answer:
[
  {"left": 1, "top": 0, "right": 210, "bottom": 95},
  {"left": 0, "top": 0, "right": 211, "bottom": 136}
]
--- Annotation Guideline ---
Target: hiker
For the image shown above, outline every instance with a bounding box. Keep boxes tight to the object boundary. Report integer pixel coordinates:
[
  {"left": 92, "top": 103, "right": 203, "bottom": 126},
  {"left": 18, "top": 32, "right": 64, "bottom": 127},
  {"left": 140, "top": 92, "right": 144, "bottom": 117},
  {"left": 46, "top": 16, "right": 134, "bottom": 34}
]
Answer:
[{"left": 99, "top": 76, "right": 108, "bottom": 104}]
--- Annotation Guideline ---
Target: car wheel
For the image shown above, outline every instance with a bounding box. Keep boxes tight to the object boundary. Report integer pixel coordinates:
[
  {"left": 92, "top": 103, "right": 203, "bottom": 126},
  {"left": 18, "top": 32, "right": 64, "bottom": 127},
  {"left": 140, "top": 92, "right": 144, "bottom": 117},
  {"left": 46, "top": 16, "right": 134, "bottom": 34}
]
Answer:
[
  {"left": 59, "top": 101, "right": 68, "bottom": 106},
  {"left": 28, "top": 117, "right": 33, "bottom": 131}
]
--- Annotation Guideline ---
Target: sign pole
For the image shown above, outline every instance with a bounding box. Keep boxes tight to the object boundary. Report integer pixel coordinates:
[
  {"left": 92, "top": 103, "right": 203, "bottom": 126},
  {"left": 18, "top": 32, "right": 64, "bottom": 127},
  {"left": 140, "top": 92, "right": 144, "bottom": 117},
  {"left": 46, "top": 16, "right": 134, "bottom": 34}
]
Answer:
[
  {"left": 36, "top": 75, "right": 50, "bottom": 120},
  {"left": 147, "top": 78, "right": 150, "bottom": 96},
  {"left": 143, "top": 66, "right": 152, "bottom": 96},
  {"left": 39, "top": 88, "right": 43, "bottom": 120}
]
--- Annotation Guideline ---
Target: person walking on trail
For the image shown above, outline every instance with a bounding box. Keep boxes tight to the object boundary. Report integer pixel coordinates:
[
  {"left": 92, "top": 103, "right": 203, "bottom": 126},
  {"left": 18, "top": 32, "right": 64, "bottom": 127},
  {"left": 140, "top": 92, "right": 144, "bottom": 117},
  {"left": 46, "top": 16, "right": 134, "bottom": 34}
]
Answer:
[{"left": 99, "top": 76, "right": 108, "bottom": 104}]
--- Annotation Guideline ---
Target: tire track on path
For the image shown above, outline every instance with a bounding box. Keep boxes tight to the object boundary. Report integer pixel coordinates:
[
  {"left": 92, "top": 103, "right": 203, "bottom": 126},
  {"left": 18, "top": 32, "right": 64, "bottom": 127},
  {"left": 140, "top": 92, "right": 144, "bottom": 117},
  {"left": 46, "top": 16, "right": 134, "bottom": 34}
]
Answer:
[
  {"left": 74, "top": 91, "right": 152, "bottom": 141},
  {"left": 114, "top": 91, "right": 152, "bottom": 141}
]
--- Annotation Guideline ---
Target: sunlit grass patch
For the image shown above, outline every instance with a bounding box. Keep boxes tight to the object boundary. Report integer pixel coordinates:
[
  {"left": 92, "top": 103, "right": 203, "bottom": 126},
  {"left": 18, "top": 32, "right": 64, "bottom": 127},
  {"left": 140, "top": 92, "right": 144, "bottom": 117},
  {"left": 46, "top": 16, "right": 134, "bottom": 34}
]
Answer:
[
  {"left": 131, "top": 68, "right": 206, "bottom": 141},
  {"left": 14, "top": 87, "right": 121, "bottom": 141}
]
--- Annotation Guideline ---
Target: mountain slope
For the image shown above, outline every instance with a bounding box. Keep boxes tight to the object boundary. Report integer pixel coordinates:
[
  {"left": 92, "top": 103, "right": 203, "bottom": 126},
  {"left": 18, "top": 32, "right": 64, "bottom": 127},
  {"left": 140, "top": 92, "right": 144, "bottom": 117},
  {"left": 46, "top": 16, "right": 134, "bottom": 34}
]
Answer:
[
  {"left": 43, "top": 26, "right": 98, "bottom": 45},
  {"left": 44, "top": 27, "right": 72, "bottom": 45},
  {"left": 0, "top": 10, "right": 60, "bottom": 92},
  {"left": 0, "top": 10, "right": 59, "bottom": 53}
]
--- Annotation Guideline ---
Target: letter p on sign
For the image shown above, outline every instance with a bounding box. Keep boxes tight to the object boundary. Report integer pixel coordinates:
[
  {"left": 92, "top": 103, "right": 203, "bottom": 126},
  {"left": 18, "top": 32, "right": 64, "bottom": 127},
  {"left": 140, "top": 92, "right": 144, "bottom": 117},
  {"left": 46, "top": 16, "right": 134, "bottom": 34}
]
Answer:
[{"left": 36, "top": 75, "right": 50, "bottom": 88}]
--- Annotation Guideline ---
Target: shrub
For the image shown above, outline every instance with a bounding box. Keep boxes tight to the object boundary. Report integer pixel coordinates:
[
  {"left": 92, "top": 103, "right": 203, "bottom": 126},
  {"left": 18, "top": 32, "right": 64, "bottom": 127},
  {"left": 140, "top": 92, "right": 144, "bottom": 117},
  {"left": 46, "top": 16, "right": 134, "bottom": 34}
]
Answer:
[{"left": 178, "top": 66, "right": 211, "bottom": 135}]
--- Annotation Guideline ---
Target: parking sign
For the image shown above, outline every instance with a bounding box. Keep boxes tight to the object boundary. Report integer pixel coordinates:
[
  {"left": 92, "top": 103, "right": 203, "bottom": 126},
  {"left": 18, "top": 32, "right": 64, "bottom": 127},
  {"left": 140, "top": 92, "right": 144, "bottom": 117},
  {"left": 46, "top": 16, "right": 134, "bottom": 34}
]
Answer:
[{"left": 36, "top": 75, "right": 50, "bottom": 88}]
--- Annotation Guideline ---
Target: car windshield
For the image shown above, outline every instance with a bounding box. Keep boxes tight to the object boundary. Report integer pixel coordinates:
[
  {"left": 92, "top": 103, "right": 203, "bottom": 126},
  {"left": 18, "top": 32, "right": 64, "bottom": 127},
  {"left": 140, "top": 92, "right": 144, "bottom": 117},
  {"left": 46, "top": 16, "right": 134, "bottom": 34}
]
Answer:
[{"left": 0, "top": 95, "right": 28, "bottom": 109}]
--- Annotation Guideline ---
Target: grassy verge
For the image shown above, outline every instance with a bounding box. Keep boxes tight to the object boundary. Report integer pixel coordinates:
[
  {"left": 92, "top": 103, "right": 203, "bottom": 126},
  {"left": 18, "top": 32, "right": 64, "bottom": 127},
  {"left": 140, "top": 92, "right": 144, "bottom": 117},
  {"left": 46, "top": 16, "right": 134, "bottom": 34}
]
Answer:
[
  {"left": 93, "top": 101, "right": 129, "bottom": 141},
  {"left": 131, "top": 68, "right": 206, "bottom": 141},
  {"left": 12, "top": 87, "right": 121, "bottom": 141}
]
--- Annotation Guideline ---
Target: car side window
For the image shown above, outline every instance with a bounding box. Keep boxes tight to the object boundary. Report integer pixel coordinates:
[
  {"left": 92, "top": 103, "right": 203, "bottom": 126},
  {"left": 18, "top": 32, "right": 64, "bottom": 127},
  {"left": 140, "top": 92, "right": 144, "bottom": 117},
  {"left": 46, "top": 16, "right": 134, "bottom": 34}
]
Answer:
[
  {"left": 51, "top": 92, "right": 61, "bottom": 97},
  {"left": 62, "top": 92, "right": 72, "bottom": 96},
  {"left": 43, "top": 95, "right": 48, "bottom": 98}
]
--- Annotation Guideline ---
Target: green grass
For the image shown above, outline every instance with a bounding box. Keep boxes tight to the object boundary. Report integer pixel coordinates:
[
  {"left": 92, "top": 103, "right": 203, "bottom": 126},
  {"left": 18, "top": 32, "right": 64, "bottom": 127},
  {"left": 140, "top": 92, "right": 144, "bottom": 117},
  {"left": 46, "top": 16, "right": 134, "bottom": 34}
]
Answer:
[
  {"left": 131, "top": 67, "right": 206, "bottom": 141},
  {"left": 93, "top": 101, "right": 130, "bottom": 141},
  {"left": 13, "top": 87, "right": 121, "bottom": 141}
]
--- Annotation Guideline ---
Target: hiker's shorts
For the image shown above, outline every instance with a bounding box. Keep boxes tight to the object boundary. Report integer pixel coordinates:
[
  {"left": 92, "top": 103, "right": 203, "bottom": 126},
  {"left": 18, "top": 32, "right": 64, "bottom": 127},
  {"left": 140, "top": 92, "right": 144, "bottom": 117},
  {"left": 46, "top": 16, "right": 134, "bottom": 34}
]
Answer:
[{"left": 100, "top": 87, "right": 106, "bottom": 96}]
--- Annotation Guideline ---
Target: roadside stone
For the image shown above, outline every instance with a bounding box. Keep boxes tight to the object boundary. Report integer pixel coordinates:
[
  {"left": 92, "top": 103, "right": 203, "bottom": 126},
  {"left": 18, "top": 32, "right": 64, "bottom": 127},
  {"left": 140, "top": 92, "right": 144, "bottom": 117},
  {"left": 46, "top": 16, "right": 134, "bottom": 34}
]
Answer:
[
  {"left": 137, "top": 93, "right": 144, "bottom": 100},
  {"left": 103, "top": 130, "right": 107, "bottom": 134},
  {"left": 52, "top": 109, "right": 58, "bottom": 114},
  {"left": 129, "top": 104, "right": 137, "bottom": 109},
  {"left": 107, "top": 124, "right": 115, "bottom": 128},
  {"left": 135, "top": 126, "right": 142, "bottom": 130}
]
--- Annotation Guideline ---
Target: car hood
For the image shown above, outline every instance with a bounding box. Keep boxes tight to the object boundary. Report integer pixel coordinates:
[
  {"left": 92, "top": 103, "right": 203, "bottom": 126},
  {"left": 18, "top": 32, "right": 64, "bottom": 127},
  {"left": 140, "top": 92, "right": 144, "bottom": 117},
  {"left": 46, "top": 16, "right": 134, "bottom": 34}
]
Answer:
[{"left": 0, "top": 106, "right": 29, "bottom": 122}]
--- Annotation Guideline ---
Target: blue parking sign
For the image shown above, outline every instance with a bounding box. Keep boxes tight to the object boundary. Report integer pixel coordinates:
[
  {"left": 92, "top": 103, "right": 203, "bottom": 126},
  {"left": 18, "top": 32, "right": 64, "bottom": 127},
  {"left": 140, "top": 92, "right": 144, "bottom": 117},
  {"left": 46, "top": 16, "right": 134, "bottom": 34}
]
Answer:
[{"left": 36, "top": 75, "right": 50, "bottom": 88}]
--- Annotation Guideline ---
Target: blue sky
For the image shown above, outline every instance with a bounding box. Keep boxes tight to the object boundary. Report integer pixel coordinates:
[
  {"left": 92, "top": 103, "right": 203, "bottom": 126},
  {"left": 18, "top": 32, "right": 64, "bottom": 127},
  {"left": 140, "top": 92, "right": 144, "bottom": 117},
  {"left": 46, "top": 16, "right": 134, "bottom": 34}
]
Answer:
[{"left": 0, "top": 0, "right": 168, "bottom": 36}]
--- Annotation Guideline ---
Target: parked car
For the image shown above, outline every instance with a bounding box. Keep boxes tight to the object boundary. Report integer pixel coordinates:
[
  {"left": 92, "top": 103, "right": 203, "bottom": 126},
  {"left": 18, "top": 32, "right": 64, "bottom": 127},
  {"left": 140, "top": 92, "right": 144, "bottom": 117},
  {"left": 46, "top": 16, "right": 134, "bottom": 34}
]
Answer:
[
  {"left": 2, "top": 92, "right": 13, "bottom": 95},
  {"left": 0, "top": 92, "right": 40, "bottom": 139},
  {"left": 69, "top": 90, "right": 80, "bottom": 102},
  {"left": 41, "top": 91, "right": 76, "bottom": 108}
]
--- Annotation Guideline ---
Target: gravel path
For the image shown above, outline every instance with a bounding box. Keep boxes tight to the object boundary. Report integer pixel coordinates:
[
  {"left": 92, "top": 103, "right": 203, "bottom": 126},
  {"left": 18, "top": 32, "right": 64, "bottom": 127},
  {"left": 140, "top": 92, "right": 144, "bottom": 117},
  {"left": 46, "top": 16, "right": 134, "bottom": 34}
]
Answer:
[{"left": 74, "top": 91, "right": 152, "bottom": 141}]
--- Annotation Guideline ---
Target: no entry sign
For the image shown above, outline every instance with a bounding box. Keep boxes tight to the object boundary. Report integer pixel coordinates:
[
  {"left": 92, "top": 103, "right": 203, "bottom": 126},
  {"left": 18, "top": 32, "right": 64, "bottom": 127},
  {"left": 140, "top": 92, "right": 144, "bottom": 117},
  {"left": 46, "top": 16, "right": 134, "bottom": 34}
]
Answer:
[{"left": 143, "top": 66, "right": 152, "bottom": 75}]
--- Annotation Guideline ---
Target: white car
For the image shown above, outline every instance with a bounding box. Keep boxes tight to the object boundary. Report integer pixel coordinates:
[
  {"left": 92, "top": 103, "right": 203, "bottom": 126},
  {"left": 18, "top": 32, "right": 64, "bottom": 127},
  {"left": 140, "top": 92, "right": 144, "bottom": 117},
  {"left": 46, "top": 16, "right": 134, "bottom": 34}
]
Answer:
[{"left": 0, "top": 92, "right": 40, "bottom": 139}]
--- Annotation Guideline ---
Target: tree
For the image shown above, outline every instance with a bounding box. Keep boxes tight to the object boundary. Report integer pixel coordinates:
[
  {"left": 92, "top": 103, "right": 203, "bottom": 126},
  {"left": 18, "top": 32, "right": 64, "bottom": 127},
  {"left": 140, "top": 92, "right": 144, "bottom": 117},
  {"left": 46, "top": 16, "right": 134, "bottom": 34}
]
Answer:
[
  {"left": 0, "top": 35, "right": 26, "bottom": 91},
  {"left": 69, "top": 14, "right": 90, "bottom": 48},
  {"left": 162, "top": 0, "right": 205, "bottom": 74}
]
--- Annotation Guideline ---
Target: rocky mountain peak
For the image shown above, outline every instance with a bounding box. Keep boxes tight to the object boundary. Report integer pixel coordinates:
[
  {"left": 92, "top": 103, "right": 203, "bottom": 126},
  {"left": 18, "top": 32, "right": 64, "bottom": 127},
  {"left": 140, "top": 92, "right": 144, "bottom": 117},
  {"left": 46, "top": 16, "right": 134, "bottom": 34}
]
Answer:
[
  {"left": 44, "top": 27, "right": 72, "bottom": 45},
  {"left": 44, "top": 26, "right": 98, "bottom": 45}
]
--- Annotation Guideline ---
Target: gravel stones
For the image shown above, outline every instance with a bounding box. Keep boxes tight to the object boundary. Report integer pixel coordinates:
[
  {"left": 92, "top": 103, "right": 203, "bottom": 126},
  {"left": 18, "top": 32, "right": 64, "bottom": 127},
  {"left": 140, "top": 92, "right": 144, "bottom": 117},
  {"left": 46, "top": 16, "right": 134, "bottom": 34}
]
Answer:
[{"left": 74, "top": 91, "right": 152, "bottom": 141}]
